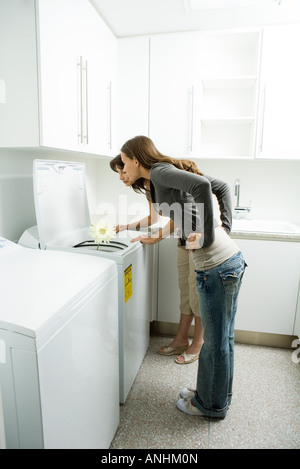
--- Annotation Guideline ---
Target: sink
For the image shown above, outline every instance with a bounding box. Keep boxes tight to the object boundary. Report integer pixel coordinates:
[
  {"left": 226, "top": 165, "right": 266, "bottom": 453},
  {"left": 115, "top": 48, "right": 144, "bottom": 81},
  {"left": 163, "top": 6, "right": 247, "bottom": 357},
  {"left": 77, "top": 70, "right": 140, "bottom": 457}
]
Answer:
[{"left": 231, "top": 219, "right": 300, "bottom": 234}]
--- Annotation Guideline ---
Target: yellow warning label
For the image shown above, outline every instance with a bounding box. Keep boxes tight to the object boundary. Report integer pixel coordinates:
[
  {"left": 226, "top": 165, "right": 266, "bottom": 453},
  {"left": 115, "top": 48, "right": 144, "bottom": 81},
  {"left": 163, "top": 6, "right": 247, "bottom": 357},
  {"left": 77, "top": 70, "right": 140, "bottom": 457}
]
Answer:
[{"left": 124, "top": 264, "right": 133, "bottom": 303}]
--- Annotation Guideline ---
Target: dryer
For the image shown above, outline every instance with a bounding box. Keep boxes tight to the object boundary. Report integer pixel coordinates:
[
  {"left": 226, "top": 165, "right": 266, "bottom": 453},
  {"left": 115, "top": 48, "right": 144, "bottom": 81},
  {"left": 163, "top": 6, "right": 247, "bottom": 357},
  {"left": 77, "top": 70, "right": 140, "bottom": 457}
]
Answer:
[
  {"left": 19, "top": 159, "right": 152, "bottom": 403},
  {"left": 0, "top": 237, "right": 119, "bottom": 449}
]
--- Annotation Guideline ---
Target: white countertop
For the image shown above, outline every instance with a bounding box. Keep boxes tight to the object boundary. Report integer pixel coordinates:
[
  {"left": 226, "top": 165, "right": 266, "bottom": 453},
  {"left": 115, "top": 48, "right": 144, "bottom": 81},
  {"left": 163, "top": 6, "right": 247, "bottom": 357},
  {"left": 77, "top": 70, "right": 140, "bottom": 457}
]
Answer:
[{"left": 230, "top": 219, "right": 300, "bottom": 242}]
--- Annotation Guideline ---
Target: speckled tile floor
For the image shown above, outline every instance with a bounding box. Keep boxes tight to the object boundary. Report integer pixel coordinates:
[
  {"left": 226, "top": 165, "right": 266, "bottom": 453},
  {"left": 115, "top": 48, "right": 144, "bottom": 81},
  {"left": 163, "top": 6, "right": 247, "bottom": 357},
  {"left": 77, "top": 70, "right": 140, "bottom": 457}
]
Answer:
[{"left": 110, "top": 335, "right": 300, "bottom": 449}]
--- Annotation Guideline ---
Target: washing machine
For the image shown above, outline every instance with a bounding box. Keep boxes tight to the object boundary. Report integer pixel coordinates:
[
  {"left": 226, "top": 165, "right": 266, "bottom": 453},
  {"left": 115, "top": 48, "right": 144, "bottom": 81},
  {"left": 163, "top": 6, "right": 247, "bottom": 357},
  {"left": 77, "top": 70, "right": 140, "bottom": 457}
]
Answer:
[
  {"left": 0, "top": 385, "right": 5, "bottom": 449},
  {"left": 0, "top": 236, "right": 119, "bottom": 449},
  {"left": 19, "top": 159, "right": 152, "bottom": 403}
]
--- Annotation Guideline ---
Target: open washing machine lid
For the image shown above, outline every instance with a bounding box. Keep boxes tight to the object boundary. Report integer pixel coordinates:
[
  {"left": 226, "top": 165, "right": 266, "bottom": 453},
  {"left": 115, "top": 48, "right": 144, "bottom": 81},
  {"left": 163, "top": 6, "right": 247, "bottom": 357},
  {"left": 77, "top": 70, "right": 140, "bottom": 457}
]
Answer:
[
  {"left": 32, "top": 160, "right": 140, "bottom": 253},
  {"left": 33, "top": 160, "right": 91, "bottom": 250}
]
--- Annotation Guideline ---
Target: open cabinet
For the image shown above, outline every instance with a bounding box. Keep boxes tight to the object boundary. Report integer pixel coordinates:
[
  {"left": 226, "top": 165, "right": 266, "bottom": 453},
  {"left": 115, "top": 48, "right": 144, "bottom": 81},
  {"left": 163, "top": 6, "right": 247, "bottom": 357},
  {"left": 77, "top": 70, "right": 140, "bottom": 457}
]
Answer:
[
  {"left": 149, "top": 29, "right": 261, "bottom": 159},
  {"left": 198, "top": 30, "right": 261, "bottom": 158}
]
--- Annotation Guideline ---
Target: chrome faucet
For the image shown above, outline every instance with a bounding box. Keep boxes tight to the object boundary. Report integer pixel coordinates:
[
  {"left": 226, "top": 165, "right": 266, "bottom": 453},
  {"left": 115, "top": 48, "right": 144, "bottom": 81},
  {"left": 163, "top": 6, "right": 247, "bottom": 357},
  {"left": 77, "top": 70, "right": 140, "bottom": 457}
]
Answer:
[
  {"left": 234, "top": 179, "right": 251, "bottom": 217},
  {"left": 235, "top": 179, "right": 240, "bottom": 208}
]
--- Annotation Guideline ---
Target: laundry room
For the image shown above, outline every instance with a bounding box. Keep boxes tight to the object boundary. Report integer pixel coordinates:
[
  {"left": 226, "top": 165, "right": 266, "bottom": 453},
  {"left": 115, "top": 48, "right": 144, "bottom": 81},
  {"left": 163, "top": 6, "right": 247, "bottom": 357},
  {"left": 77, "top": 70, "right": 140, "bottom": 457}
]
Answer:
[{"left": 0, "top": 0, "right": 300, "bottom": 451}]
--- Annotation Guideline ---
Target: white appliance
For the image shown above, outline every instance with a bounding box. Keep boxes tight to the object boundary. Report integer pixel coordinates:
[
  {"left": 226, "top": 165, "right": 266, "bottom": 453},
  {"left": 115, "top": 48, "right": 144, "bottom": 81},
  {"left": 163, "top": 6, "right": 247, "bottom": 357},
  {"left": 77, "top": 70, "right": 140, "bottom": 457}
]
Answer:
[
  {"left": 19, "top": 159, "right": 151, "bottom": 403},
  {"left": 0, "top": 385, "right": 5, "bottom": 449},
  {"left": 0, "top": 237, "right": 119, "bottom": 449}
]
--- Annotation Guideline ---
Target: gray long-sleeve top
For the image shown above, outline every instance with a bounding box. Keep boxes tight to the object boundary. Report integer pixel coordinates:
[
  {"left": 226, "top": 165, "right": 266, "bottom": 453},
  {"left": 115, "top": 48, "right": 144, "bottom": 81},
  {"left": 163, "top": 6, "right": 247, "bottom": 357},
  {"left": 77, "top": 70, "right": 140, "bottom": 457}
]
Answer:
[{"left": 149, "top": 163, "right": 232, "bottom": 248}]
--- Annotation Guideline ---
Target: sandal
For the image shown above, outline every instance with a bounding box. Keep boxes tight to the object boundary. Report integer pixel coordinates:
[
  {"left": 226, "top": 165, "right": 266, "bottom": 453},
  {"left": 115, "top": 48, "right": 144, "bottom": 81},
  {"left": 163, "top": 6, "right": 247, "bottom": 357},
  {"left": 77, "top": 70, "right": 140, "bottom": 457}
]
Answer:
[
  {"left": 157, "top": 345, "right": 189, "bottom": 356},
  {"left": 175, "top": 351, "right": 199, "bottom": 364}
]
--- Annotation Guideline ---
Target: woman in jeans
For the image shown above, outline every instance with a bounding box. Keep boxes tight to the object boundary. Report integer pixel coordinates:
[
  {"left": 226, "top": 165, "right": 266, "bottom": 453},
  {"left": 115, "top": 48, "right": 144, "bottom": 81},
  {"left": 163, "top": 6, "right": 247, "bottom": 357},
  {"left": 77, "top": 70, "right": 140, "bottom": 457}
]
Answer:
[
  {"left": 109, "top": 154, "right": 203, "bottom": 364},
  {"left": 120, "top": 135, "right": 247, "bottom": 418},
  {"left": 110, "top": 153, "right": 233, "bottom": 365}
]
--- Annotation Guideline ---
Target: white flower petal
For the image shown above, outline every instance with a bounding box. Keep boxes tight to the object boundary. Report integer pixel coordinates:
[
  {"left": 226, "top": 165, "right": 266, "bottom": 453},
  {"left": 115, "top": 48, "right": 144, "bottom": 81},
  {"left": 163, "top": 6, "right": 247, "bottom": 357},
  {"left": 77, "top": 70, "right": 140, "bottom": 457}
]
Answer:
[{"left": 90, "top": 219, "right": 116, "bottom": 245}]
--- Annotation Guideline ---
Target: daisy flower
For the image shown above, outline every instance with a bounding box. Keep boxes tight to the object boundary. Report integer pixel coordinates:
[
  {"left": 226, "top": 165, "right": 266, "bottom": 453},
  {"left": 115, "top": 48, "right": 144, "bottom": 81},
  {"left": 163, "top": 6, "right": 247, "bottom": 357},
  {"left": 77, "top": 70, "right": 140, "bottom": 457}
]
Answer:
[{"left": 90, "top": 219, "right": 116, "bottom": 248}]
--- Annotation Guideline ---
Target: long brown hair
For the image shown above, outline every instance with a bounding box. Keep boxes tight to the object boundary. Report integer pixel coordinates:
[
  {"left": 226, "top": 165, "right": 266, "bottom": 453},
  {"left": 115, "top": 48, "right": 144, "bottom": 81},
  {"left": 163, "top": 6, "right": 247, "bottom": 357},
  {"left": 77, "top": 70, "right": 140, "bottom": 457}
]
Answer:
[
  {"left": 120, "top": 136, "right": 204, "bottom": 178},
  {"left": 109, "top": 153, "right": 149, "bottom": 195}
]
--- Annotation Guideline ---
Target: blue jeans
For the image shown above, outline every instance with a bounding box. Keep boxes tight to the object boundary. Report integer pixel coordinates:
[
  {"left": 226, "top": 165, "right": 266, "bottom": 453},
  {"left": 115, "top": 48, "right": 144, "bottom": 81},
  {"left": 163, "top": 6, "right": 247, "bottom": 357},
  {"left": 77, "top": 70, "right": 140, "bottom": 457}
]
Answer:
[{"left": 192, "top": 251, "right": 247, "bottom": 418}]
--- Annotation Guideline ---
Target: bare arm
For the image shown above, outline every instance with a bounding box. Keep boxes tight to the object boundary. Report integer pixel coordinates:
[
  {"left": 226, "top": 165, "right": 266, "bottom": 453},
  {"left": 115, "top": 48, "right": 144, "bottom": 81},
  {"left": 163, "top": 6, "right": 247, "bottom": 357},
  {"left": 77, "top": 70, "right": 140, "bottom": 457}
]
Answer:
[
  {"left": 130, "top": 218, "right": 175, "bottom": 245},
  {"left": 116, "top": 201, "right": 160, "bottom": 232}
]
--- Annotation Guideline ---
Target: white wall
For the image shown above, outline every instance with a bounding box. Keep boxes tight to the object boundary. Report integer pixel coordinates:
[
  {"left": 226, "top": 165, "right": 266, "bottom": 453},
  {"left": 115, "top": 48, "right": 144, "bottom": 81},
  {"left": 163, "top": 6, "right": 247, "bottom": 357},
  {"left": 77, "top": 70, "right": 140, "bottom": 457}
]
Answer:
[
  {"left": 197, "top": 158, "right": 300, "bottom": 222},
  {"left": 0, "top": 148, "right": 299, "bottom": 242},
  {"left": 96, "top": 156, "right": 300, "bottom": 225},
  {"left": 95, "top": 158, "right": 149, "bottom": 227},
  {"left": 0, "top": 150, "right": 36, "bottom": 241}
]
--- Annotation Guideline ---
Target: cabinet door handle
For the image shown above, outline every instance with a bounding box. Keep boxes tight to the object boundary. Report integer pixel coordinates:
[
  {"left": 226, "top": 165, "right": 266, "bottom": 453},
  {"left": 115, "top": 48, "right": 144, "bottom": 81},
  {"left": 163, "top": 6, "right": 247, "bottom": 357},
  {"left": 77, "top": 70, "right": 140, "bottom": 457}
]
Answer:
[
  {"left": 259, "top": 83, "right": 266, "bottom": 153},
  {"left": 83, "top": 60, "right": 89, "bottom": 144},
  {"left": 77, "top": 56, "right": 84, "bottom": 144},
  {"left": 189, "top": 85, "right": 194, "bottom": 152},
  {"left": 108, "top": 81, "right": 112, "bottom": 150}
]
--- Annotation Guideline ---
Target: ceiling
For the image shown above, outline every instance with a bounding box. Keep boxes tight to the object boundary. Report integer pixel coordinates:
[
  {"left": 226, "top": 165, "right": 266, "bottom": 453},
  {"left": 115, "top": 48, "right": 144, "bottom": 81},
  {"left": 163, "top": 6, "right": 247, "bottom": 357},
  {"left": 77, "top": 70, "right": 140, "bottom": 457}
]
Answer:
[{"left": 90, "top": 0, "right": 300, "bottom": 37}]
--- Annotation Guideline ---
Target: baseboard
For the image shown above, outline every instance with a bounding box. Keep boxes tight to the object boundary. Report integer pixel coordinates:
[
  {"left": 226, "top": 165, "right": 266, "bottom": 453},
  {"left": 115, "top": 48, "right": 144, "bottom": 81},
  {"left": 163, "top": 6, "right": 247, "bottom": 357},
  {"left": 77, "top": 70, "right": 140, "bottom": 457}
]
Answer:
[{"left": 150, "top": 321, "right": 297, "bottom": 349}]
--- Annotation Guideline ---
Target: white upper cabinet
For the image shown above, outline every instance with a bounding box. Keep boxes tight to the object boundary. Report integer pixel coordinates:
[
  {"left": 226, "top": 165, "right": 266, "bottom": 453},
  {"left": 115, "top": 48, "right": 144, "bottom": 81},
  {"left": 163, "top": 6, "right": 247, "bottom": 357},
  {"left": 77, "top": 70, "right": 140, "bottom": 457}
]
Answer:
[
  {"left": 256, "top": 24, "right": 300, "bottom": 159},
  {"left": 0, "top": 0, "right": 117, "bottom": 156},
  {"left": 2, "top": 1, "right": 298, "bottom": 161},
  {"left": 149, "top": 33, "right": 199, "bottom": 157},
  {"left": 77, "top": 1, "right": 117, "bottom": 156},
  {"left": 37, "top": 0, "right": 80, "bottom": 152},
  {"left": 149, "top": 30, "right": 261, "bottom": 159},
  {"left": 117, "top": 37, "right": 150, "bottom": 150}
]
